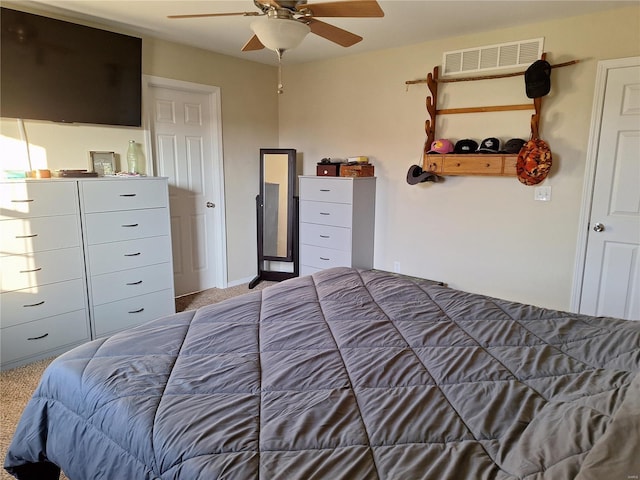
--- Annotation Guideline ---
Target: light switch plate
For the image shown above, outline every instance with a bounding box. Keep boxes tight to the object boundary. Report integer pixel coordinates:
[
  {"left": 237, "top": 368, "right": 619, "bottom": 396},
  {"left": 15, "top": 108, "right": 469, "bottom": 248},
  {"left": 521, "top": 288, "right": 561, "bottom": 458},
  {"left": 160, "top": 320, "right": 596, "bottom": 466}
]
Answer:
[{"left": 534, "top": 186, "right": 552, "bottom": 202}]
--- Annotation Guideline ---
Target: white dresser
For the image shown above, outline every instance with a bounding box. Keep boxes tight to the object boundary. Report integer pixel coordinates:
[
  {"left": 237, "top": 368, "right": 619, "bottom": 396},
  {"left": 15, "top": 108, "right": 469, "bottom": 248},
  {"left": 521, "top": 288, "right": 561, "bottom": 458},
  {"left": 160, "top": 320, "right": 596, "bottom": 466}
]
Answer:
[
  {"left": 1, "top": 180, "right": 91, "bottom": 370},
  {"left": 80, "top": 178, "right": 175, "bottom": 338},
  {"left": 299, "top": 176, "right": 376, "bottom": 276},
  {"left": 0, "top": 177, "right": 175, "bottom": 370}
]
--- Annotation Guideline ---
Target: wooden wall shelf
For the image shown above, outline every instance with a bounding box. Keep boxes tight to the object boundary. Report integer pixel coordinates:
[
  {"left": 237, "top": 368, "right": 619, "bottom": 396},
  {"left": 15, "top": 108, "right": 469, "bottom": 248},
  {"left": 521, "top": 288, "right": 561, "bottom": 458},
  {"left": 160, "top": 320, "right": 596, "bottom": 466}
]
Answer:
[
  {"left": 424, "top": 154, "right": 517, "bottom": 176},
  {"left": 415, "top": 53, "right": 579, "bottom": 178}
]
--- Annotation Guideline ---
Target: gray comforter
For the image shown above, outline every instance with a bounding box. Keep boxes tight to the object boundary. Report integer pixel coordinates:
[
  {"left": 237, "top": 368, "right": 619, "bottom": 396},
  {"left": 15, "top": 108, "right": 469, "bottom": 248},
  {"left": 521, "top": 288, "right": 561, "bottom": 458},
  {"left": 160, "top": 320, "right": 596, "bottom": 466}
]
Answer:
[{"left": 5, "top": 267, "right": 640, "bottom": 479}]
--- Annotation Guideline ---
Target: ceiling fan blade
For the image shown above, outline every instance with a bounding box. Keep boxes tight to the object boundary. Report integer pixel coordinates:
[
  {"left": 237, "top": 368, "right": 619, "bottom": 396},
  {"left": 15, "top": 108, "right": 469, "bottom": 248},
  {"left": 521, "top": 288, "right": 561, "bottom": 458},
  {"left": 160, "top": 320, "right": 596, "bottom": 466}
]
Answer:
[
  {"left": 298, "top": 0, "right": 384, "bottom": 18},
  {"left": 167, "top": 12, "right": 260, "bottom": 19},
  {"left": 242, "top": 35, "right": 265, "bottom": 51},
  {"left": 307, "top": 18, "right": 362, "bottom": 47}
]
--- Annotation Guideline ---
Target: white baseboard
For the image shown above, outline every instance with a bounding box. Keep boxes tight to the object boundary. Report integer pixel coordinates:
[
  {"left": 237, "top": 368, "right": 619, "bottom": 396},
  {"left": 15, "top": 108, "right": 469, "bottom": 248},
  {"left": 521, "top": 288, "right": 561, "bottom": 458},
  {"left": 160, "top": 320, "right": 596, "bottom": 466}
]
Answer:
[{"left": 226, "top": 275, "right": 257, "bottom": 288}]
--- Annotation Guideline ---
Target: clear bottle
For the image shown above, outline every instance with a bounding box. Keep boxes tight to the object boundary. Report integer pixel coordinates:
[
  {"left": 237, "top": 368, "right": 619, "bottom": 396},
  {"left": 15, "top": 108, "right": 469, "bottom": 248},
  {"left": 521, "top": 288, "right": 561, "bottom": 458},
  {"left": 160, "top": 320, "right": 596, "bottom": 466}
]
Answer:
[{"left": 126, "top": 140, "right": 137, "bottom": 174}]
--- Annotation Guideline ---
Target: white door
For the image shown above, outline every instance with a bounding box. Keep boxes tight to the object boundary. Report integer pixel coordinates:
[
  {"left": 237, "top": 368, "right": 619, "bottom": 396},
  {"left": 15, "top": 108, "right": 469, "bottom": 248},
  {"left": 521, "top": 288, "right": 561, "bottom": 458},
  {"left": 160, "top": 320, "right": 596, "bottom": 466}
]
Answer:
[
  {"left": 144, "top": 76, "right": 227, "bottom": 295},
  {"left": 576, "top": 58, "right": 640, "bottom": 320}
]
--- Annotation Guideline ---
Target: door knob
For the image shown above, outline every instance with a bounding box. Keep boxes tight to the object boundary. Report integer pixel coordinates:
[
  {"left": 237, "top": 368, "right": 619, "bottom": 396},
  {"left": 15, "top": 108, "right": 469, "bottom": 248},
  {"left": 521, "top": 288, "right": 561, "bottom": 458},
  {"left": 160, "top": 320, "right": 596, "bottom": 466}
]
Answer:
[
  {"left": 206, "top": 202, "right": 215, "bottom": 208},
  {"left": 593, "top": 222, "right": 605, "bottom": 232}
]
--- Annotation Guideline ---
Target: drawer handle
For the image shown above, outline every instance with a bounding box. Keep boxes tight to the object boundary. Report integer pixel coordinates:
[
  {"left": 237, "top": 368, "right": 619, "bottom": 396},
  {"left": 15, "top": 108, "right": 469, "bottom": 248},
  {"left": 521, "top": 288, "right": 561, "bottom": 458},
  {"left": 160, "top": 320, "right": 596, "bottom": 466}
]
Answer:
[
  {"left": 126, "top": 280, "right": 143, "bottom": 285},
  {"left": 122, "top": 223, "right": 139, "bottom": 227},
  {"left": 15, "top": 234, "right": 38, "bottom": 239},
  {"left": 19, "top": 267, "right": 42, "bottom": 273},
  {"left": 27, "top": 333, "right": 49, "bottom": 341},
  {"left": 11, "top": 199, "right": 34, "bottom": 203},
  {"left": 128, "top": 308, "right": 145, "bottom": 314},
  {"left": 319, "top": 235, "right": 330, "bottom": 238},
  {"left": 320, "top": 257, "right": 331, "bottom": 261},
  {"left": 124, "top": 252, "right": 141, "bottom": 257},
  {"left": 319, "top": 189, "right": 331, "bottom": 192},
  {"left": 119, "top": 193, "right": 137, "bottom": 197},
  {"left": 320, "top": 212, "right": 330, "bottom": 216},
  {"left": 23, "top": 301, "right": 45, "bottom": 307}
]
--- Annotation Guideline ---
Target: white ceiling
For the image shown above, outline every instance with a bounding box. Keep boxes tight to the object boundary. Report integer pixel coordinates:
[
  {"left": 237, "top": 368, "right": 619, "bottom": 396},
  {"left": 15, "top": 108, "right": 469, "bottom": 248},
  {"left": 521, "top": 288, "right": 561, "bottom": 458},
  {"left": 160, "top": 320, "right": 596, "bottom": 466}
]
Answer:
[{"left": 13, "top": 0, "right": 636, "bottom": 66}]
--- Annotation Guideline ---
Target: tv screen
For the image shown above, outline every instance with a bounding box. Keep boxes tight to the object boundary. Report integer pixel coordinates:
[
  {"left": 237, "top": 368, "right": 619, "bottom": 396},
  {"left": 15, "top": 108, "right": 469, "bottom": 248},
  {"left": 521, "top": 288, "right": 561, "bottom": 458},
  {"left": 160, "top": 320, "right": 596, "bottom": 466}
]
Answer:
[{"left": 1, "top": 7, "right": 142, "bottom": 127}]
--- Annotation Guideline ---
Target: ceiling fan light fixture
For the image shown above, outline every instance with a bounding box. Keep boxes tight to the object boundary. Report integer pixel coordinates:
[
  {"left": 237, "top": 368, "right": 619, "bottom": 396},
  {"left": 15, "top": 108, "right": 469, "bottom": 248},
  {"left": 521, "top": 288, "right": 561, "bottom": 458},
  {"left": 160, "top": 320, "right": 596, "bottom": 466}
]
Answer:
[{"left": 250, "top": 17, "right": 310, "bottom": 52}]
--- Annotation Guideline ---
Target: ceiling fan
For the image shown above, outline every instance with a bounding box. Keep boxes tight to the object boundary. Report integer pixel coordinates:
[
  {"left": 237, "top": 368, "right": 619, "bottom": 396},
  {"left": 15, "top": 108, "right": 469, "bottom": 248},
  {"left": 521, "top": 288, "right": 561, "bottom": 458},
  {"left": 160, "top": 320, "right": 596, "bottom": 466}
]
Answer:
[{"left": 168, "top": 1, "right": 384, "bottom": 53}]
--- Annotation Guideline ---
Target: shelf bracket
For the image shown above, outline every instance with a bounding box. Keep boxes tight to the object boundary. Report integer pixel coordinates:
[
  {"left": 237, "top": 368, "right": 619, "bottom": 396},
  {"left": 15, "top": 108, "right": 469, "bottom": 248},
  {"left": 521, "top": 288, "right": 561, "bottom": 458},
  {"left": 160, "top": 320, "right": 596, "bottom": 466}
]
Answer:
[{"left": 423, "top": 66, "right": 438, "bottom": 153}]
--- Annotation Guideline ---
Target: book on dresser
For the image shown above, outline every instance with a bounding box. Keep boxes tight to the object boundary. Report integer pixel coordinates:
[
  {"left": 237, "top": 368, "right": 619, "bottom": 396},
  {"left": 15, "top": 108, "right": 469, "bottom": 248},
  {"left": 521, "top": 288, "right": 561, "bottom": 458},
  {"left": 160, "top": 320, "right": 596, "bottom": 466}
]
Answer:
[{"left": 0, "top": 177, "right": 175, "bottom": 370}]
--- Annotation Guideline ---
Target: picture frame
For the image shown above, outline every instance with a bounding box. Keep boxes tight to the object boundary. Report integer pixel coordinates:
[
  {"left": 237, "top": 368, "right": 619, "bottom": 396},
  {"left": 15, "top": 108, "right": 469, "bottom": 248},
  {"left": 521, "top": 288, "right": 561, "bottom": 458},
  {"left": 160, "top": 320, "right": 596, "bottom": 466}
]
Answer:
[{"left": 89, "top": 151, "right": 117, "bottom": 176}]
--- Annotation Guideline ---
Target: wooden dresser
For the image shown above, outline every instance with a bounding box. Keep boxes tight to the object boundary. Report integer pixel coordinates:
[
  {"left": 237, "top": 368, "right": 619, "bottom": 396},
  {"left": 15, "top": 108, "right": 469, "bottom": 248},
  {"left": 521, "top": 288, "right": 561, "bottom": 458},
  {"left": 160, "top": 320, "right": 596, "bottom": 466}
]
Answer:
[
  {"left": 299, "top": 176, "right": 376, "bottom": 276},
  {"left": 0, "top": 177, "right": 175, "bottom": 369}
]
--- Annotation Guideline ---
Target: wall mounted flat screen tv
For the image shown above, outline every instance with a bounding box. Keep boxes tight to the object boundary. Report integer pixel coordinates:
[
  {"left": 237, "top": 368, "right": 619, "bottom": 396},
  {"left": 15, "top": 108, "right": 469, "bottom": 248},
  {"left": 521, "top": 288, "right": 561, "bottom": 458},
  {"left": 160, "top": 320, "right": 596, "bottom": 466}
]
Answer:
[{"left": 1, "top": 7, "right": 142, "bottom": 127}]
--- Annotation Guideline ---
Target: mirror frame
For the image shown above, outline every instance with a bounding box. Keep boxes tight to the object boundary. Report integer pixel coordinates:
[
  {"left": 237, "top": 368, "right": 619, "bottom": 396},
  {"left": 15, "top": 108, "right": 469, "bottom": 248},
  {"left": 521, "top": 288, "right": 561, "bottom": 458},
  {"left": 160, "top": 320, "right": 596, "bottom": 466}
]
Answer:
[{"left": 260, "top": 148, "right": 296, "bottom": 262}]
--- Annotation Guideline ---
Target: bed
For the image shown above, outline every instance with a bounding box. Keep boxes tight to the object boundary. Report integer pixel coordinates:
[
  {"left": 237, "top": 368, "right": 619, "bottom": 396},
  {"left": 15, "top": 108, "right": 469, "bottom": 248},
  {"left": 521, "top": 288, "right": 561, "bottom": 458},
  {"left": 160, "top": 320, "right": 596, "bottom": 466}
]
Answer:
[{"left": 4, "top": 267, "right": 640, "bottom": 479}]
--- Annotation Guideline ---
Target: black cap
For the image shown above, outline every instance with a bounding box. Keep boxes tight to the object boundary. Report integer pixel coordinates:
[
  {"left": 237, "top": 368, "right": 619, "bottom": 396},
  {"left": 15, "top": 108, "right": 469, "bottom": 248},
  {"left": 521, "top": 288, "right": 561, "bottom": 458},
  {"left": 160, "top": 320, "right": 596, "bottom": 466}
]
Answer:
[
  {"left": 406, "top": 165, "right": 439, "bottom": 184},
  {"left": 454, "top": 139, "right": 479, "bottom": 154},
  {"left": 499, "top": 138, "right": 527, "bottom": 154},
  {"left": 476, "top": 137, "right": 500, "bottom": 154},
  {"left": 525, "top": 60, "right": 551, "bottom": 98}
]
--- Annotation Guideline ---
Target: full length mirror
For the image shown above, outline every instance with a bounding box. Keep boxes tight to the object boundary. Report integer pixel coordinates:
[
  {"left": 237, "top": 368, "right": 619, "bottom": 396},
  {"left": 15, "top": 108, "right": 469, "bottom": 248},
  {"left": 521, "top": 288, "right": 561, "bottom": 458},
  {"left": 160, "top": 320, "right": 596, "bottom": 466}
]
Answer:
[
  {"left": 250, "top": 148, "right": 298, "bottom": 289},
  {"left": 262, "top": 150, "right": 293, "bottom": 260}
]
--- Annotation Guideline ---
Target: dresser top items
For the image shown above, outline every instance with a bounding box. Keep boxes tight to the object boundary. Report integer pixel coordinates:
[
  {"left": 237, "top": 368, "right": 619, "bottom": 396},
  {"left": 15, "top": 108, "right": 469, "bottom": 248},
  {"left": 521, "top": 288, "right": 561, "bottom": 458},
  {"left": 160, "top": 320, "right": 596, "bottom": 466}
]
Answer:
[{"left": 314, "top": 155, "right": 375, "bottom": 178}]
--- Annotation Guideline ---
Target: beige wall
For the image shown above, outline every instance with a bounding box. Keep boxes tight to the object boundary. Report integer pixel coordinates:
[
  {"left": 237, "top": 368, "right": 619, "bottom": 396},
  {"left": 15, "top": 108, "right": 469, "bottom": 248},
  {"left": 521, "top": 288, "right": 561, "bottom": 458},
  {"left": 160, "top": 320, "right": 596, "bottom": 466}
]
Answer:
[
  {"left": 279, "top": 5, "right": 640, "bottom": 310},
  {"left": 2, "top": 5, "right": 638, "bottom": 303},
  {"left": 0, "top": 5, "right": 279, "bottom": 284}
]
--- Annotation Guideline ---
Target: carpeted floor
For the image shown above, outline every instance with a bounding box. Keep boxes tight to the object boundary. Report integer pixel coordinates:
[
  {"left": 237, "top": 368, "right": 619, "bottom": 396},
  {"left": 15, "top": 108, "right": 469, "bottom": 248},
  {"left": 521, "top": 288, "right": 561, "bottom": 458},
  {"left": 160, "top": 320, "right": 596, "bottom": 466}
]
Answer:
[
  {"left": 0, "top": 281, "right": 274, "bottom": 480},
  {"left": 174, "top": 280, "right": 273, "bottom": 312}
]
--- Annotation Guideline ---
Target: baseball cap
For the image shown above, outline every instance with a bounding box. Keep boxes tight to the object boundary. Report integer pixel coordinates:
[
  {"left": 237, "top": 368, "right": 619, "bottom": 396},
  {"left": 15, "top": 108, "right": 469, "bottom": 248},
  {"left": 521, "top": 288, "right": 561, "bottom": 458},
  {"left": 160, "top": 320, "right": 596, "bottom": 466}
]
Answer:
[
  {"left": 454, "top": 139, "right": 479, "bottom": 154},
  {"left": 476, "top": 137, "right": 500, "bottom": 154},
  {"left": 427, "top": 139, "right": 454, "bottom": 154},
  {"left": 406, "top": 165, "right": 439, "bottom": 184},
  {"left": 499, "top": 138, "right": 527, "bottom": 154},
  {"left": 525, "top": 60, "right": 551, "bottom": 99}
]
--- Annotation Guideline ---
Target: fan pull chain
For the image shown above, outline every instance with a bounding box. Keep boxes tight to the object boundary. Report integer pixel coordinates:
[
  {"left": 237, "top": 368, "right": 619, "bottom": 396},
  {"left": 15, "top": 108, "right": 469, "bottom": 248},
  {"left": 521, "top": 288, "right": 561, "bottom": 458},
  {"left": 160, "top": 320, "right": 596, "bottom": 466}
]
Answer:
[{"left": 277, "top": 49, "right": 284, "bottom": 94}]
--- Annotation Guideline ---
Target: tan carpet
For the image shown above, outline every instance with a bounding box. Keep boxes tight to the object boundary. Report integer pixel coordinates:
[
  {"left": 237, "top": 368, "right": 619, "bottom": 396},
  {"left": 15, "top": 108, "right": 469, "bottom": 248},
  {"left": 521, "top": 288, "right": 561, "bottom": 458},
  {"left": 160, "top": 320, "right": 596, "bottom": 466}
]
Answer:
[
  {"left": 0, "top": 281, "right": 274, "bottom": 480},
  {"left": 174, "top": 280, "right": 273, "bottom": 312}
]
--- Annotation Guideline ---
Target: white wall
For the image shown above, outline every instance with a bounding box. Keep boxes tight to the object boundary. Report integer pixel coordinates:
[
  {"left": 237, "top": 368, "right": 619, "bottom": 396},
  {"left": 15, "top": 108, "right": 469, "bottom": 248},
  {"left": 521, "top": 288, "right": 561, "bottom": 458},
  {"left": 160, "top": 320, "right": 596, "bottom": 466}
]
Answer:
[{"left": 279, "top": 5, "right": 640, "bottom": 311}]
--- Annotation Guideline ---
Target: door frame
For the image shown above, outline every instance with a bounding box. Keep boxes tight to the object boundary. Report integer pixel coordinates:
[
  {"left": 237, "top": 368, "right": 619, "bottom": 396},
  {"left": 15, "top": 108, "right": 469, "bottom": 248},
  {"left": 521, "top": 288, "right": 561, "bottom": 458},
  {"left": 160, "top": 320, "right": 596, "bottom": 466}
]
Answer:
[
  {"left": 142, "top": 75, "right": 228, "bottom": 289},
  {"left": 570, "top": 56, "right": 640, "bottom": 312}
]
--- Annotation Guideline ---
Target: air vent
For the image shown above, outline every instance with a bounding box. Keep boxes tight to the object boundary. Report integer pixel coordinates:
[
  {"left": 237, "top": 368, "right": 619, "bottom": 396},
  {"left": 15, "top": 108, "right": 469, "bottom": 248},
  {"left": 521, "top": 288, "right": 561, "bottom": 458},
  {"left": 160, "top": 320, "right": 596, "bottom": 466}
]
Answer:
[{"left": 442, "top": 38, "right": 544, "bottom": 76}]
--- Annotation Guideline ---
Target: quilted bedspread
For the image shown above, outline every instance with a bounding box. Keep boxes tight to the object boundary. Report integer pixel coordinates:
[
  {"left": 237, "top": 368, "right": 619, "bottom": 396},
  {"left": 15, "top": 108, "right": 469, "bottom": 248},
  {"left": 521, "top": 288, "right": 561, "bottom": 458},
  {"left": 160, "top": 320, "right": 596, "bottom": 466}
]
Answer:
[{"left": 5, "top": 267, "right": 640, "bottom": 479}]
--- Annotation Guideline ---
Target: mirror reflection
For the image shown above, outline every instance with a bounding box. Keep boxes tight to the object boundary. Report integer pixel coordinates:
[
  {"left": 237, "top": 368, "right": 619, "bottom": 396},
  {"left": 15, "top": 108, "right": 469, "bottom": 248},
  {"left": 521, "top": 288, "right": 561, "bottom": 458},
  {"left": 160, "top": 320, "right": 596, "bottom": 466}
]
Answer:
[
  {"left": 249, "top": 148, "right": 298, "bottom": 289},
  {"left": 263, "top": 153, "right": 290, "bottom": 258}
]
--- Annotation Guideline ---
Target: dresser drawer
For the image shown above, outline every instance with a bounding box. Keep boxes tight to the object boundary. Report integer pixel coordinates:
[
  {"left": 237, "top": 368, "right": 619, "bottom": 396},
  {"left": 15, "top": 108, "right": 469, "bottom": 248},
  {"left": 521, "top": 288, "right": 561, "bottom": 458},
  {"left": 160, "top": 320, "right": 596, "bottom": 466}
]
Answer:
[
  {"left": 90, "top": 262, "right": 173, "bottom": 305},
  {"left": 87, "top": 236, "right": 173, "bottom": 275},
  {"left": 1, "top": 215, "right": 80, "bottom": 255},
  {"left": 84, "top": 208, "right": 170, "bottom": 245},
  {"left": 300, "top": 222, "right": 351, "bottom": 250},
  {"left": 81, "top": 179, "right": 168, "bottom": 213},
  {"left": 93, "top": 289, "right": 175, "bottom": 338},
  {"left": 442, "top": 155, "right": 503, "bottom": 175},
  {"left": 300, "top": 200, "right": 352, "bottom": 228},
  {"left": 1, "top": 309, "right": 90, "bottom": 365},
  {"left": 1, "top": 181, "right": 78, "bottom": 220},
  {"left": 299, "top": 177, "right": 353, "bottom": 204},
  {"left": 1, "top": 279, "right": 87, "bottom": 328},
  {"left": 300, "top": 244, "right": 351, "bottom": 270},
  {"left": 300, "top": 265, "right": 323, "bottom": 276},
  {"left": 0, "top": 247, "right": 84, "bottom": 292}
]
